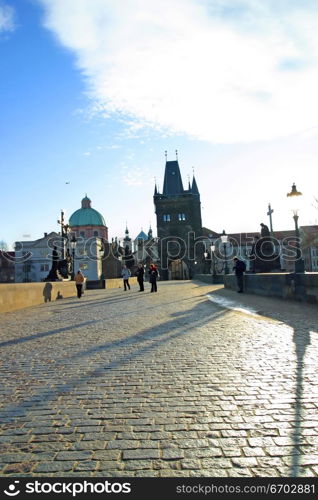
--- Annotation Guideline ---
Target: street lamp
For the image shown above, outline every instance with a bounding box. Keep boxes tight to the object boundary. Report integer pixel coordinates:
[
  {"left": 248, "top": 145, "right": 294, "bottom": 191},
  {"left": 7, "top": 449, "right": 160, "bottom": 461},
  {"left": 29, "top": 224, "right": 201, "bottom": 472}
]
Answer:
[
  {"left": 220, "top": 230, "right": 229, "bottom": 274},
  {"left": 210, "top": 242, "right": 217, "bottom": 282},
  {"left": 70, "top": 235, "right": 77, "bottom": 279},
  {"left": 287, "top": 183, "right": 305, "bottom": 273},
  {"left": 203, "top": 248, "right": 210, "bottom": 274}
]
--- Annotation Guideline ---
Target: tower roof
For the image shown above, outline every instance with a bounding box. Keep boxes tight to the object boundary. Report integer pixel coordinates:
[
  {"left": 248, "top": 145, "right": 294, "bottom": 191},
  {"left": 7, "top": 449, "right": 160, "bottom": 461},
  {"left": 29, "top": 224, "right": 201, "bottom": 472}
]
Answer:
[
  {"left": 135, "top": 230, "right": 148, "bottom": 241},
  {"left": 162, "top": 160, "right": 184, "bottom": 195}
]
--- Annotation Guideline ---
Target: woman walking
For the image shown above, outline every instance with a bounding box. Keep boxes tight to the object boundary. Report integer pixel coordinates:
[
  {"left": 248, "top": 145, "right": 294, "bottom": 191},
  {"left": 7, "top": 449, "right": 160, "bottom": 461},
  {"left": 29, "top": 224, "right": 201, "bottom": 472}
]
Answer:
[
  {"left": 121, "top": 265, "right": 131, "bottom": 291},
  {"left": 75, "top": 270, "right": 85, "bottom": 298}
]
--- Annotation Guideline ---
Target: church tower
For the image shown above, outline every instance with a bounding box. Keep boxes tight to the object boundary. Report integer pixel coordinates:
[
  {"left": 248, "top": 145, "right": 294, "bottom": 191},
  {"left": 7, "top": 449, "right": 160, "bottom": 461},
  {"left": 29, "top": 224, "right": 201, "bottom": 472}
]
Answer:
[
  {"left": 154, "top": 152, "right": 203, "bottom": 279},
  {"left": 123, "top": 225, "right": 132, "bottom": 252}
]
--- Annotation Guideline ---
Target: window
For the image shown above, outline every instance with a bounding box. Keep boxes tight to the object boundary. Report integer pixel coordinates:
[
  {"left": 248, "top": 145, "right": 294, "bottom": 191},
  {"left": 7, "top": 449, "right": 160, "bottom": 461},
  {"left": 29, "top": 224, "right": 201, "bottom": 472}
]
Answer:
[
  {"left": 80, "top": 231, "right": 85, "bottom": 237},
  {"left": 163, "top": 214, "right": 171, "bottom": 222},
  {"left": 93, "top": 231, "right": 99, "bottom": 237},
  {"left": 80, "top": 263, "right": 88, "bottom": 270},
  {"left": 40, "top": 264, "right": 49, "bottom": 272},
  {"left": 178, "top": 213, "right": 186, "bottom": 221}
]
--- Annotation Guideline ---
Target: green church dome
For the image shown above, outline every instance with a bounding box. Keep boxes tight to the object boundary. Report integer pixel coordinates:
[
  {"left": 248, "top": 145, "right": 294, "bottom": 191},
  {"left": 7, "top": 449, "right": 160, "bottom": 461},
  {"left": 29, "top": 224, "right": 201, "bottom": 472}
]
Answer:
[{"left": 69, "top": 196, "right": 106, "bottom": 227}]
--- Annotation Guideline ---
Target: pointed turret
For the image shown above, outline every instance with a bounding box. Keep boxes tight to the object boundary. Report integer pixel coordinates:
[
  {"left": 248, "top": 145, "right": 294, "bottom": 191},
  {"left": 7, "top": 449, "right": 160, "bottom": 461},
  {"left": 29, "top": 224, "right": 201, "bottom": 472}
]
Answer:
[
  {"left": 191, "top": 176, "right": 200, "bottom": 195},
  {"left": 124, "top": 225, "right": 131, "bottom": 241}
]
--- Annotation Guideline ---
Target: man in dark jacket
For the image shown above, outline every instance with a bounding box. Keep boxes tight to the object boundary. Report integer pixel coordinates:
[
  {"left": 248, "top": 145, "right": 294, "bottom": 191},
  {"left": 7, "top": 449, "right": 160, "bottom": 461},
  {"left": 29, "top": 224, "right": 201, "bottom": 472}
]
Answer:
[
  {"left": 233, "top": 257, "right": 246, "bottom": 293},
  {"left": 136, "top": 263, "right": 145, "bottom": 291}
]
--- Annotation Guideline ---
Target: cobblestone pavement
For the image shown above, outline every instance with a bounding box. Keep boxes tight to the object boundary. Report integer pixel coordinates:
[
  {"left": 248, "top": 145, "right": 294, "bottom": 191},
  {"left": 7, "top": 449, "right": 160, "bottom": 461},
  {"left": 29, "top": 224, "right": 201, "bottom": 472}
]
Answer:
[{"left": 0, "top": 280, "right": 318, "bottom": 478}]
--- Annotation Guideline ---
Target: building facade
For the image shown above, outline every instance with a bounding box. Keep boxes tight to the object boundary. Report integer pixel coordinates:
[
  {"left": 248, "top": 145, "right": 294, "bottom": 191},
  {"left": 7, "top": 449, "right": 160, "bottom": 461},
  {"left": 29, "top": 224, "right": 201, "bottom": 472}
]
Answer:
[
  {"left": 0, "top": 250, "right": 15, "bottom": 283},
  {"left": 15, "top": 232, "right": 63, "bottom": 283}
]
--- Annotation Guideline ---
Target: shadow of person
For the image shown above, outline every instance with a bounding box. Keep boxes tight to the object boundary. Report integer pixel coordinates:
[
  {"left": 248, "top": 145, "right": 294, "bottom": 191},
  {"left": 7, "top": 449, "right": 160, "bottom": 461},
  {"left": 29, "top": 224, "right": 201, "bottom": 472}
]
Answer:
[
  {"left": 56, "top": 291, "right": 63, "bottom": 300},
  {"left": 43, "top": 282, "right": 52, "bottom": 303}
]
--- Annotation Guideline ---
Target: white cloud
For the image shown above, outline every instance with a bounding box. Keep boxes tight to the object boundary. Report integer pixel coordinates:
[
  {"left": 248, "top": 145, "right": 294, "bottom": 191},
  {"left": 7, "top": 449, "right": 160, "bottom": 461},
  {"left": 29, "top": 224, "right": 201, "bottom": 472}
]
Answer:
[
  {"left": 0, "top": 3, "right": 15, "bottom": 32},
  {"left": 38, "top": 0, "right": 318, "bottom": 143}
]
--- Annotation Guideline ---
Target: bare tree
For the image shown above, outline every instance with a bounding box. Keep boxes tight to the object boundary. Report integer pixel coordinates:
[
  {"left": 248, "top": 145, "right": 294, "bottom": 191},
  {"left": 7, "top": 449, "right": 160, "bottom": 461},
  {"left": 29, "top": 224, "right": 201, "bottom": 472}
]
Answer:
[{"left": 0, "top": 240, "right": 8, "bottom": 251}]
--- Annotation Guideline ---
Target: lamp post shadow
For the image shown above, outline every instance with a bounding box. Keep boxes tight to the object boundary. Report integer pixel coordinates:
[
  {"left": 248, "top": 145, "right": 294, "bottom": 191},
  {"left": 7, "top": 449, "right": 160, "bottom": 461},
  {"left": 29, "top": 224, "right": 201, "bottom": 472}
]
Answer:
[{"left": 291, "top": 327, "right": 311, "bottom": 477}]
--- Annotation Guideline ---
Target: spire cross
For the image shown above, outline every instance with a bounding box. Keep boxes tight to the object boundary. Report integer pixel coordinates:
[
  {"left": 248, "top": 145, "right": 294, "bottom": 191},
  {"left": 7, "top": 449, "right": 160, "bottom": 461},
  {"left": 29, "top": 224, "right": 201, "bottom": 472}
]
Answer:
[
  {"left": 175, "top": 149, "right": 178, "bottom": 160},
  {"left": 267, "top": 203, "right": 274, "bottom": 234},
  {"left": 165, "top": 150, "right": 167, "bottom": 161}
]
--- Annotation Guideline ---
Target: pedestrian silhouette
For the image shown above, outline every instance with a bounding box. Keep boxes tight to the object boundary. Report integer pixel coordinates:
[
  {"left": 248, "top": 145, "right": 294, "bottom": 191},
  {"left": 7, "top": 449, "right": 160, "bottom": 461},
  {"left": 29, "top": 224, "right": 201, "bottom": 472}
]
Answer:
[
  {"left": 149, "top": 263, "right": 159, "bottom": 293},
  {"left": 43, "top": 282, "right": 52, "bottom": 302}
]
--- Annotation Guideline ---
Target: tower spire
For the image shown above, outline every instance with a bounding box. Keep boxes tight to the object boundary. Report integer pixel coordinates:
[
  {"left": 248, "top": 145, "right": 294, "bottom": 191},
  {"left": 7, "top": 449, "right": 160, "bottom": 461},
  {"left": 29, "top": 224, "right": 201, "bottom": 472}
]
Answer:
[{"left": 191, "top": 172, "right": 200, "bottom": 195}]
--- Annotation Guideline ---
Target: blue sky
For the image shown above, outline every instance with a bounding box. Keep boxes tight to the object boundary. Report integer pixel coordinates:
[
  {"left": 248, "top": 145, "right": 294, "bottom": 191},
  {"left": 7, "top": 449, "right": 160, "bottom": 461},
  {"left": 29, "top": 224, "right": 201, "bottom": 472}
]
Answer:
[{"left": 1, "top": 0, "right": 318, "bottom": 250}]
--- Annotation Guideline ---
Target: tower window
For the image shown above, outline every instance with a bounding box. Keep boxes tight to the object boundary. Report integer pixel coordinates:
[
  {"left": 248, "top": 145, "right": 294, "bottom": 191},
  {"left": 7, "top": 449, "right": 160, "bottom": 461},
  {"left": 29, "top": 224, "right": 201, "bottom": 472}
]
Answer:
[
  {"left": 163, "top": 214, "right": 171, "bottom": 222},
  {"left": 93, "top": 231, "right": 99, "bottom": 237},
  {"left": 80, "top": 231, "right": 85, "bottom": 237},
  {"left": 178, "top": 213, "right": 186, "bottom": 221}
]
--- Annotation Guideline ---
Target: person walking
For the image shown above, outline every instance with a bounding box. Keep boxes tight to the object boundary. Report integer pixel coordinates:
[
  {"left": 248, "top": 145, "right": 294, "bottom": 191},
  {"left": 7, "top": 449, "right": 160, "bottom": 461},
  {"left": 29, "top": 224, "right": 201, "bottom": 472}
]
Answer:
[
  {"left": 233, "top": 257, "right": 246, "bottom": 293},
  {"left": 75, "top": 270, "right": 85, "bottom": 298},
  {"left": 121, "top": 265, "right": 131, "bottom": 291},
  {"left": 136, "top": 263, "right": 145, "bottom": 291},
  {"left": 149, "top": 263, "right": 159, "bottom": 293}
]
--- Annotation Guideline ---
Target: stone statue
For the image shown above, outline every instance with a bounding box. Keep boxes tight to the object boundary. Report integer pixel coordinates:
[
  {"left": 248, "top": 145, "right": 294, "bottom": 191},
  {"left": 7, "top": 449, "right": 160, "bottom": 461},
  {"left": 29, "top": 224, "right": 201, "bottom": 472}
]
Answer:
[
  {"left": 252, "top": 223, "right": 281, "bottom": 273},
  {"left": 260, "top": 223, "right": 270, "bottom": 237},
  {"left": 45, "top": 246, "right": 59, "bottom": 281}
]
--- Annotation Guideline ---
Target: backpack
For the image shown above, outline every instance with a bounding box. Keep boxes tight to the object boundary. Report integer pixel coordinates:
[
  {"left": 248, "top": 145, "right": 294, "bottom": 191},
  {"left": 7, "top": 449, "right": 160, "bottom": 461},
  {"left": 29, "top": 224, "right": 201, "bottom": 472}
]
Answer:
[{"left": 237, "top": 260, "right": 246, "bottom": 272}]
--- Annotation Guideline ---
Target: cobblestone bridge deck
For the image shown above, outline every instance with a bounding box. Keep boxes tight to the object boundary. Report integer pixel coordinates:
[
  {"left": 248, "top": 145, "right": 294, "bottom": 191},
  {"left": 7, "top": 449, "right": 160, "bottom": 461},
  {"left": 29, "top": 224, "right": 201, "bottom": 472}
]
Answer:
[{"left": 0, "top": 280, "right": 318, "bottom": 477}]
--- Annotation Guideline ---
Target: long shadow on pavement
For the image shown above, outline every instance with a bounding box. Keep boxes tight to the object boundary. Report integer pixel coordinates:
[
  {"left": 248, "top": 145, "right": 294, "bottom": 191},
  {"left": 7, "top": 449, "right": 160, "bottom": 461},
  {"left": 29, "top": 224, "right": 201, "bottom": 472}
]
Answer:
[
  {"left": 208, "top": 286, "right": 318, "bottom": 478},
  {"left": 0, "top": 296, "right": 198, "bottom": 349},
  {"left": 0, "top": 298, "right": 228, "bottom": 424}
]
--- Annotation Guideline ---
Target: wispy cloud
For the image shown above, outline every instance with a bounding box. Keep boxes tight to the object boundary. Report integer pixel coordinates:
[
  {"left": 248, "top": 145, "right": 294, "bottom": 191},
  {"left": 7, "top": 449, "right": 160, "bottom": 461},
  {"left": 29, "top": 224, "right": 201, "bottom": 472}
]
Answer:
[
  {"left": 119, "top": 154, "right": 153, "bottom": 187},
  {"left": 37, "top": 0, "right": 318, "bottom": 143},
  {"left": 0, "top": 2, "right": 15, "bottom": 33}
]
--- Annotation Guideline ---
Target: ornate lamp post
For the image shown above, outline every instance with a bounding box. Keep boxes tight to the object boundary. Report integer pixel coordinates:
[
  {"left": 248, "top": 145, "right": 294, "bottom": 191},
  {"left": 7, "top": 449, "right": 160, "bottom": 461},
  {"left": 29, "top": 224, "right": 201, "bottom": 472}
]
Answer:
[
  {"left": 203, "top": 248, "right": 210, "bottom": 274},
  {"left": 210, "top": 242, "right": 217, "bottom": 282},
  {"left": 287, "top": 183, "right": 305, "bottom": 273},
  {"left": 220, "top": 230, "right": 229, "bottom": 274},
  {"left": 70, "top": 235, "right": 77, "bottom": 280}
]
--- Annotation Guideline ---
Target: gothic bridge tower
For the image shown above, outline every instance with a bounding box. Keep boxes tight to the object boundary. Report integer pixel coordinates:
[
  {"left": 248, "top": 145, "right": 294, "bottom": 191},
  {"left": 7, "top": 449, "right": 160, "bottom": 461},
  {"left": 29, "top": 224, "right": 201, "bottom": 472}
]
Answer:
[{"left": 154, "top": 152, "right": 203, "bottom": 280}]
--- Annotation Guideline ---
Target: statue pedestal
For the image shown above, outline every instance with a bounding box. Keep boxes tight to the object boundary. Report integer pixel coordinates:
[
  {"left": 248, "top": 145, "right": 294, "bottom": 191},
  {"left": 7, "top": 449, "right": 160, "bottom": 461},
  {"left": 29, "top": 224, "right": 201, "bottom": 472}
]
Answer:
[{"left": 254, "top": 237, "right": 281, "bottom": 273}]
